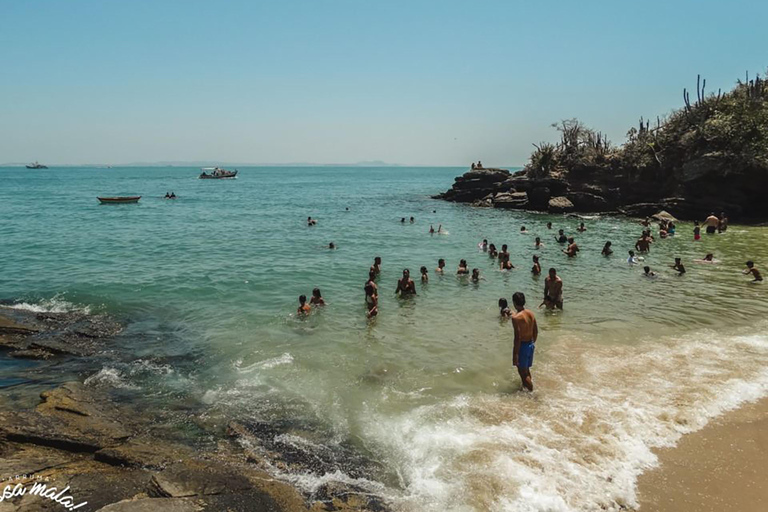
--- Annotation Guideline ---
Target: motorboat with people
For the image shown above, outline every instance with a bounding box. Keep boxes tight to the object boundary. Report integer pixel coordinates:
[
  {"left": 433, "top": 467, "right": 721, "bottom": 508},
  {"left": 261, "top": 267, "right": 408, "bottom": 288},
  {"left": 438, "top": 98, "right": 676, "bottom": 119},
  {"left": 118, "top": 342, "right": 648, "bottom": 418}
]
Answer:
[
  {"left": 26, "top": 161, "right": 48, "bottom": 169},
  {"left": 97, "top": 196, "right": 141, "bottom": 204},
  {"left": 199, "top": 167, "right": 238, "bottom": 179}
]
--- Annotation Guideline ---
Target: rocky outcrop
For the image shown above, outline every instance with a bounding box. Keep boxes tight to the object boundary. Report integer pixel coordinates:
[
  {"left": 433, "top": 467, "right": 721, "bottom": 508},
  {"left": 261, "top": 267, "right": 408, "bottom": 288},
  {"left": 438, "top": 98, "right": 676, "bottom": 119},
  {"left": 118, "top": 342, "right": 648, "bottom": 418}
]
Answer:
[{"left": 548, "top": 196, "right": 574, "bottom": 213}]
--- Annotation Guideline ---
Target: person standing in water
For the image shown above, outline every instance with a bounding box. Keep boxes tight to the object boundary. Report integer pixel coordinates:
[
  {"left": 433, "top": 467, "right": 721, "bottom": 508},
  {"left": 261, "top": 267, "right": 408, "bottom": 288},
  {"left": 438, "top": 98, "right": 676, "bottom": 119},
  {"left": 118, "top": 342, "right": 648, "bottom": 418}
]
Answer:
[
  {"left": 693, "top": 221, "right": 701, "bottom": 241},
  {"left": 531, "top": 255, "right": 541, "bottom": 275},
  {"left": 370, "top": 257, "right": 382, "bottom": 276},
  {"left": 297, "top": 295, "right": 311, "bottom": 316},
  {"left": 671, "top": 258, "right": 686, "bottom": 275},
  {"left": 499, "top": 245, "right": 511, "bottom": 269},
  {"left": 635, "top": 234, "right": 652, "bottom": 253},
  {"left": 420, "top": 266, "right": 429, "bottom": 283},
  {"left": 511, "top": 292, "right": 538, "bottom": 392},
  {"left": 457, "top": 259, "right": 470, "bottom": 275},
  {"left": 601, "top": 241, "right": 613, "bottom": 256},
  {"left": 546, "top": 222, "right": 553, "bottom": 230},
  {"left": 704, "top": 212, "right": 719, "bottom": 234},
  {"left": 718, "top": 212, "right": 729, "bottom": 233},
  {"left": 577, "top": 222, "right": 587, "bottom": 232},
  {"left": 365, "top": 270, "right": 378, "bottom": 295},
  {"left": 556, "top": 229, "right": 568, "bottom": 243},
  {"left": 436, "top": 258, "right": 446, "bottom": 274},
  {"left": 395, "top": 269, "right": 417, "bottom": 295},
  {"left": 563, "top": 237, "right": 579, "bottom": 257},
  {"left": 543, "top": 268, "right": 563, "bottom": 309},
  {"left": 310, "top": 288, "right": 326, "bottom": 306},
  {"left": 498, "top": 298, "right": 512, "bottom": 318},
  {"left": 534, "top": 237, "right": 543, "bottom": 249},
  {"left": 364, "top": 283, "right": 378, "bottom": 318},
  {"left": 744, "top": 261, "right": 763, "bottom": 282}
]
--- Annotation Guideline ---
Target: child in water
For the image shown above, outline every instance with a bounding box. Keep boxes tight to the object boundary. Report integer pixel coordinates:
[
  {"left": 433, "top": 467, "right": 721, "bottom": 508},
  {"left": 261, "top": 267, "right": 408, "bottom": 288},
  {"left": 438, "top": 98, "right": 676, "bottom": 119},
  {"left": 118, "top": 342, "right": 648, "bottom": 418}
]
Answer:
[
  {"left": 420, "top": 266, "right": 429, "bottom": 283},
  {"left": 534, "top": 237, "right": 543, "bottom": 249},
  {"left": 531, "top": 255, "right": 541, "bottom": 275},
  {"left": 498, "top": 298, "right": 512, "bottom": 318},
  {"left": 744, "top": 261, "right": 763, "bottom": 282},
  {"left": 671, "top": 258, "right": 686, "bottom": 275},
  {"left": 309, "top": 288, "right": 325, "bottom": 306},
  {"left": 297, "top": 295, "right": 311, "bottom": 315},
  {"left": 364, "top": 283, "right": 378, "bottom": 318},
  {"left": 642, "top": 266, "right": 657, "bottom": 278},
  {"left": 693, "top": 221, "right": 701, "bottom": 241},
  {"left": 471, "top": 268, "right": 482, "bottom": 282},
  {"left": 602, "top": 241, "right": 613, "bottom": 256}
]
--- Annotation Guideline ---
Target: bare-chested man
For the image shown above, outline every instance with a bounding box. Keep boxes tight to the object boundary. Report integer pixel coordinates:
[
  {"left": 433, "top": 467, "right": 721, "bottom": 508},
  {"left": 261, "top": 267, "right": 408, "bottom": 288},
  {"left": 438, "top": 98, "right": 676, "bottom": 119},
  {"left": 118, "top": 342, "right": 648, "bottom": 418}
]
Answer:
[
  {"left": 543, "top": 268, "right": 563, "bottom": 309},
  {"left": 511, "top": 292, "right": 538, "bottom": 391},
  {"left": 370, "top": 256, "right": 382, "bottom": 276},
  {"left": 395, "top": 269, "right": 417, "bottom": 296},
  {"left": 563, "top": 237, "right": 579, "bottom": 257},
  {"left": 744, "top": 261, "right": 763, "bottom": 282},
  {"left": 498, "top": 244, "right": 511, "bottom": 269},
  {"left": 635, "top": 235, "right": 651, "bottom": 253},
  {"left": 704, "top": 212, "right": 719, "bottom": 234}
]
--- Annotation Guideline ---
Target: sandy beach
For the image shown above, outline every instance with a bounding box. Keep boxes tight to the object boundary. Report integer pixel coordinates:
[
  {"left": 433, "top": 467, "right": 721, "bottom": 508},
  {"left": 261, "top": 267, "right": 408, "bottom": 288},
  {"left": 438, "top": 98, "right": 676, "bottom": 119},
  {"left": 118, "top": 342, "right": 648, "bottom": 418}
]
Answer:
[{"left": 636, "top": 397, "right": 768, "bottom": 512}]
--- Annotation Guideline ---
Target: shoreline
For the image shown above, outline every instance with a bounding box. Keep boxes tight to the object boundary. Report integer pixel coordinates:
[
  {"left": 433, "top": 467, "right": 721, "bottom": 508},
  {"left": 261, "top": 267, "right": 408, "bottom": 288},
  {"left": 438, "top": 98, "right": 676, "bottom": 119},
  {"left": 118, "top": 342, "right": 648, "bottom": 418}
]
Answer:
[{"left": 635, "top": 396, "right": 768, "bottom": 511}]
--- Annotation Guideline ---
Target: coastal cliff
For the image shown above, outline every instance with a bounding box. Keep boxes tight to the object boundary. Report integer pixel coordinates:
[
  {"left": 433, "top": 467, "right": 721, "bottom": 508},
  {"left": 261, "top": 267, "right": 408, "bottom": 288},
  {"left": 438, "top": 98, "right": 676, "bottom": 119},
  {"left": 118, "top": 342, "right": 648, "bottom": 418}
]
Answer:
[{"left": 435, "top": 71, "right": 768, "bottom": 221}]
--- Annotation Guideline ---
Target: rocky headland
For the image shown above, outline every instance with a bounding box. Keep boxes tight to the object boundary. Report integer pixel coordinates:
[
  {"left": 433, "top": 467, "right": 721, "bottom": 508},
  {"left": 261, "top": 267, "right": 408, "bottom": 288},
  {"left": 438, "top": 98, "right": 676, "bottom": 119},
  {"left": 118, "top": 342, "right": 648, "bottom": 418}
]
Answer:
[
  {"left": 0, "top": 307, "right": 387, "bottom": 512},
  {"left": 435, "top": 72, "right": 768, "bottom": 221}
]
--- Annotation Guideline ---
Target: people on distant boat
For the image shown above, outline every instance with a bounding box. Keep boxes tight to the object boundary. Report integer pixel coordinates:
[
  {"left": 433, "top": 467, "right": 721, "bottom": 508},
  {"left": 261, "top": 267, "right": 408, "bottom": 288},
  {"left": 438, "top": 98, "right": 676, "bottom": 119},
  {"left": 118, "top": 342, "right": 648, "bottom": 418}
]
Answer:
[
  {"left": 601, "top": 241, "right": 613, "bottom": 256},
  {"left": 531, "top": 255, "right": 541, "bottom": 276},
  {"left": 744, "top": 261, "right": 763, "bottom": 282},
  {"left": 718, "top": 212, "right": 728, "bottom": 233},
  {"left": 436, "top": 258, "right": 446, "bottom": 273},
  {"left": 395, "top": 269, "right": 417, "bottom": 296},
  {"left": 420, "top": 266, "right": 429, "bottom": 283},
  {"left": 577, "top": 222, "right": 587, "bottom": 232},
  {"left": 457, "top": 259, "right": 470, "bottom": 275},
  {"left": 371, "top": 256, "right": 382, "bottom": 276},
  {"left": 511, "top": 291, "right": 537, "bottom": 391},
  {"left": 543, "top": 268, "right": 563, "bottom": 310},
  {"left": 671, "top": 258, "right": 686, "bottom": 275},
  {"left": 297, "top": 295, "right": 311, "bottom": 316},
  {"left": 310, "top": 288, "right": 326, "bottom": 306},
  {"left": 704, "top": 212, "right": 719, "bottom": 234},
  {"left": 364, "top": 283, "right": 378, "bottom": 318},
  {"left": 563, "top": 237, "right": 579, "bottom": 257}
]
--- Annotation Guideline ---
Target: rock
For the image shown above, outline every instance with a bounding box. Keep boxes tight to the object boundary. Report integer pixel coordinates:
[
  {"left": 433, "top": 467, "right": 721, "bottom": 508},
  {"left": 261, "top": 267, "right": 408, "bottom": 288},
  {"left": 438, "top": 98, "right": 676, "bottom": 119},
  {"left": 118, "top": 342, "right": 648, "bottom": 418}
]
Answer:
[
  {"left": 567, "top": 192, "right": 609, "bottom": 212},
  {"left": 149, "top": 463, "right": 254, "bottom": 498},
  {"left": 548, "top": 196, "right": 574, "bottom": 213},
  {"left": 96, "top": 438, "right": 195, "bottom": 470},
  {"left": 618, "top": 202, "right": 663, "bottom": 218},
  {"left": 527, "top": 186, "right": 551, "bottom": 210},
  {"left": 651, "top": 210, "right": 678, "bottom": 222},
  {"left": 0, "top": 312, "right": 40, "bottom": 335},
  {"left": 98, "top": 498, "right": 202, "bottom": 512},
  {"left": 8, "top": 348, "right": 54, "bottom": 360},
  {"left": 493, "top": 192, "right": 529, "bottom": 209}
]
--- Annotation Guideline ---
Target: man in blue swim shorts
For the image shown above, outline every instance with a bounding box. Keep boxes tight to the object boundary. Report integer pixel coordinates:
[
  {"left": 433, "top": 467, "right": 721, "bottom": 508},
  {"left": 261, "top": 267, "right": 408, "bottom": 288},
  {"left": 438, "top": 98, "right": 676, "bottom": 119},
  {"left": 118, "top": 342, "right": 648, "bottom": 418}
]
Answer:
[{"left": 511, "top": 292, "right": 538, "bottom": 391}]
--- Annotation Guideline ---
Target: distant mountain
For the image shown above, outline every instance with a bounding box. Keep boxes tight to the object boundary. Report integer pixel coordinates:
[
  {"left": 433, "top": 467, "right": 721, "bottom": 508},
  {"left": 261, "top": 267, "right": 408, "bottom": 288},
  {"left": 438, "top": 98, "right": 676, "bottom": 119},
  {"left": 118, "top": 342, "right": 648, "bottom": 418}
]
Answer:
[{"left": 0, "top": 160, "right": 405, "bottom": 168}]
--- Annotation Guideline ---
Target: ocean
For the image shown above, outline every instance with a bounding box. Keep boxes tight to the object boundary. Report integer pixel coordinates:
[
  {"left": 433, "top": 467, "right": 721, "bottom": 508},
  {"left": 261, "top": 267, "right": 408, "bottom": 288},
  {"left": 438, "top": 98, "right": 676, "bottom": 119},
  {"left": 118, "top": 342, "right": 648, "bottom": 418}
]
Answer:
[{"left": 2, "top": 166, "right": 768, "bottom": 511}]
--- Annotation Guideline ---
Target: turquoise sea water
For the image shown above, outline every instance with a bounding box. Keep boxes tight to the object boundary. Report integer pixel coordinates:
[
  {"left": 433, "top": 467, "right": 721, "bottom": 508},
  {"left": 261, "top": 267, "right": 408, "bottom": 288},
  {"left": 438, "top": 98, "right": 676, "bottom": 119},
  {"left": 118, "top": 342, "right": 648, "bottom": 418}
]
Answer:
[{"left": 2, "top": 166, "right": 768, "bottom": 511}]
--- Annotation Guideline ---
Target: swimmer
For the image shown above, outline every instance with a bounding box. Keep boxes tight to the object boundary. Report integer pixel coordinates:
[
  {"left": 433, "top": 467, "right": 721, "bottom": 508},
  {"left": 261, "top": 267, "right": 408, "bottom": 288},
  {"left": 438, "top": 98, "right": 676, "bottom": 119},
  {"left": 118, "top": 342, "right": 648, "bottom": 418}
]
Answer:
[
  {"left": 307, "top": 216, "right": 316, "bottom": 226},
  {"left": 635, "top": 235, "right": 652, "bottom": 253},
  {"left": 370, "top": 257, "right": 382, "bottom": 276},
  {"left": 364, "top": 283, "right": 378, "bottom": 317},
  {"left": 401, "top": 217, "right": 406, "bottom": 223},
  {"left": 693, "top": 221, "right": 701, "bottom": 241},
  {"left": 531, "top": 255, "right": 541, "bottom": 276},
  {"left": 642, "top": 266, "right": 657, "bottom": 278},
  {"left": 499, "top": 245, "right": 511, "bottom": 269},
  {"left": 534, "top": 237, "right": 543, "bottom": 249},
  {"left": 488, "top": 244, "right": 498, "bottom": 258},
  {"left": 297, "top": 295, "right": 311, "bottom": 316},
  {"left": 328, "top": 242, "right": 336, "bottom": 249},
  {"left": 627, "top": 250, "right": 638, "bottom": 264},
  {"left": 420, "top": 266, "right": 429, "bottom": 283},
  {"left": 659, "top": 228, "right": 668, "bottom": 239},
  {"left": 704, "top": 212, "right": 719, "bottom": 234},
  {"left": 436, "top": 258, "right": 446, "bottom": 273},
  {"left": 718, "top": 212, "right": 728, "bottom": 233},
  {"left": 543, "top": 268, "right": 563, "bottom": 310},
  {"left": 310, "top": 288, "right": 326, "bottom": 306},
  {"left": 437, "top": 224, "right": 443, "bottom": 234},
  {"left": 601, "top": 241, "right": 613, "bottom": 256},
  {"left": 410, "top": 216, "right": 415, "bottom": 223},
  {"left": 429, "top": 225, "right": 435, "bottom": 234},
  {"left": 520, "top": 226, "right": 528, "bottom": 233},
  {"left": 563, "top": 237, "right": 579, "bottom": 257},
  {"left": 471, "top": 268, "right": 482, "bottom": 282},
  {"left": 577, "top": 222, "right": 587, "bottom": 232},
  {"left": 480, "top": 239, "right": 488, "bottom": 251},
  {"left": 641, "top": 218, "right": 651, "bottom": 227},
  {"left": 671, "top": 258, "right": 686, "bottom": 275},
  {"left": 498, "top": 298, "right": 512, "bottom": 318},
  {"left": 546, "top": 222, "right": 553, "bottom": 230},
  {"left": 695, "top": 253, "right": 716, "bottom": 263},
  {"left": 744, "top": 261, "right": 763, "bottom": 282},
  {"left": 668, "top": 222, "right": 676, "bottom": 235},
  {"left": 395, "top": 269, "right": 417, "bottom": 295},
  {"left": 457, "top": 259, "right": 470, "bottom": 275},
  {"left": 511, "top": 291, "right": 538, "bottom": 392},
  {"left": 556, "top": 229, "right": 567, "bottom": 244}
]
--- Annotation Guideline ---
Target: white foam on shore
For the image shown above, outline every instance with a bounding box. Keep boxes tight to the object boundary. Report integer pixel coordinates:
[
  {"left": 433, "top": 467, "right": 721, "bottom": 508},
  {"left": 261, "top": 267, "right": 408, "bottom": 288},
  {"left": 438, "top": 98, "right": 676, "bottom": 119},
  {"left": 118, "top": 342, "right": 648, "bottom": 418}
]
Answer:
[
  {"left": 234, "top": 353, "right": 294, "bottom": 373},
  {"left": 84, "top": 367, "right": 139, "bottom": 390},
  {"left": 361, "top": 329, "right": 768, "bottom": 511},
  {"left": 5, "top": 297, "right": 91, "bottom": 314}
]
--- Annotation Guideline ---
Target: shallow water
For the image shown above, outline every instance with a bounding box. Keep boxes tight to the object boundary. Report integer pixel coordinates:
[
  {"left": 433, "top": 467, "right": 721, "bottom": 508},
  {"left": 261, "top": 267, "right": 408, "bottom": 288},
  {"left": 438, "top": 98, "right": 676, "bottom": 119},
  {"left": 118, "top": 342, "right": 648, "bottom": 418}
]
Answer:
[{"left": 1, "top": 166, "right": 767, "bottom": 511}]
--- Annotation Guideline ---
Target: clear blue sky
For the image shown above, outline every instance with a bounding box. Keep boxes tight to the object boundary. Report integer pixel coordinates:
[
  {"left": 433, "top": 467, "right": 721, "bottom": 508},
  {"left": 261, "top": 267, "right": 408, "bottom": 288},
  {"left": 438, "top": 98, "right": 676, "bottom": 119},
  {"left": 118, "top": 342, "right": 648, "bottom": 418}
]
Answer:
[{"left": 2, "top": 0, "right": 766, "bottom": 166}]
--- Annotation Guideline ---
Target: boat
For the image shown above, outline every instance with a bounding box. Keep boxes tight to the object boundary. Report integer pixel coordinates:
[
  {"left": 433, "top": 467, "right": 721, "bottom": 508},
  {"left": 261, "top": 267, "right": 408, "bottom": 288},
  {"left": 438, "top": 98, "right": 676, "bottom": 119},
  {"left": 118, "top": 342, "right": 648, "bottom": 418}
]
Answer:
[
  {"left": 26, "top": 161, "right": 48, "bottom": 169},
  {"left": 97, "top": 196, "right": 141, "bottom": 204},
  {"left": 199, "top": 167, "right": 238, "bottom": 179}
]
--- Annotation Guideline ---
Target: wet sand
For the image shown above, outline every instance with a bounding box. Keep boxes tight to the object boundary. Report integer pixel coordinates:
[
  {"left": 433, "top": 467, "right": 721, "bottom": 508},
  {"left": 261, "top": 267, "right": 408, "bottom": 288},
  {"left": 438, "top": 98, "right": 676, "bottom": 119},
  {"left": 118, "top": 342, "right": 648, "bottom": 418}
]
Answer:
[{"left": 636, "top": 397, "right": 768, "bottom": 512}]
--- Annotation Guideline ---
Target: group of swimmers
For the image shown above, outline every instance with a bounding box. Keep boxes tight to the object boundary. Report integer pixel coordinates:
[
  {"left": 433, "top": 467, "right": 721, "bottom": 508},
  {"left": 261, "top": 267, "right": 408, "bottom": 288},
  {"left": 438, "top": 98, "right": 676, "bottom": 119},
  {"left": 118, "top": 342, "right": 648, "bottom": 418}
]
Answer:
[
  {"left": 297, "top": 211, "right": 761, "bottom": 391},
  {"left": 164, "top": 191, "right": 177, "bottom": 199}
]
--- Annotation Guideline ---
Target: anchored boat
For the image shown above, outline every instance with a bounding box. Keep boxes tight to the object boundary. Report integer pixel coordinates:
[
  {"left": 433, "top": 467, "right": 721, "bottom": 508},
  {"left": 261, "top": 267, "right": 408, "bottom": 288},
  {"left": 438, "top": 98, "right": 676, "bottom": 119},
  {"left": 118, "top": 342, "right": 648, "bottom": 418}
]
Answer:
[
  {"left": 199, "top": 167, "right": 238, "bottom": 179},
  {"left": 97, "top": 196, "right": 141, "bottom": 204},
  {"left": 26, "top": 161, "right": 48, "bottom": 169}
]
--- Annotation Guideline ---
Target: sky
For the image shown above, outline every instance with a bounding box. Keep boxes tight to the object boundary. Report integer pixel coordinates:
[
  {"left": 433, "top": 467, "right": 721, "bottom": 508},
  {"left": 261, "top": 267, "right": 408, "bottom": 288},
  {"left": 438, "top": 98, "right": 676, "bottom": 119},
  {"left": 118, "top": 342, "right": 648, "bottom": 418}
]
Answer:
[{"left": 1, "top": 0, "right": 766, "bottom": 166}]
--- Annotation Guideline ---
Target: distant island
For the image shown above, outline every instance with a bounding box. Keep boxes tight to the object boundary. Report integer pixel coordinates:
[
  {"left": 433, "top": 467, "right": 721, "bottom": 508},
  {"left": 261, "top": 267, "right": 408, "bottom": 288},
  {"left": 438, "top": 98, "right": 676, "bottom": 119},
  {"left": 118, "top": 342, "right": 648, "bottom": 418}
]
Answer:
[{"left": 436, "top": 70, "right": 768, "bottom": 221}]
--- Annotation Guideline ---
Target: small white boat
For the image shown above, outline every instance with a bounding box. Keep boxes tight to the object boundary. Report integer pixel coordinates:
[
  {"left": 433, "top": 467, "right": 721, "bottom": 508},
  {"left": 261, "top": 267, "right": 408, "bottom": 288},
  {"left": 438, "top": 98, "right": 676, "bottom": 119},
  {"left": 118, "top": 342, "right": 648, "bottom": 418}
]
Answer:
[{"left": 199, "top": 167, "right": 238, "bottom": 179}]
